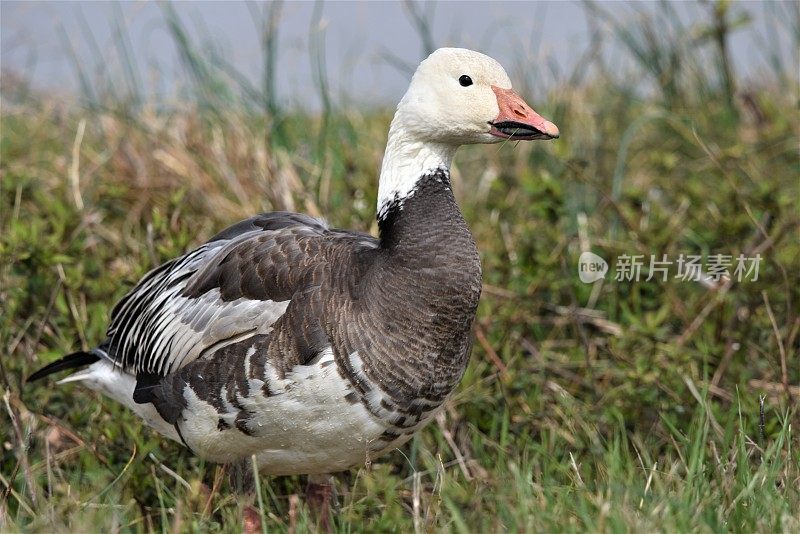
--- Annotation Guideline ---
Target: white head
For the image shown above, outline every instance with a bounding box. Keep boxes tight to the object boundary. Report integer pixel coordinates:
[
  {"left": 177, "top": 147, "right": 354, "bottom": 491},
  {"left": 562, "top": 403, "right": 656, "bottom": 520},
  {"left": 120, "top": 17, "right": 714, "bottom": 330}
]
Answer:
[
  {"left": 378, "top": 48, "right": 558, "bottom": 218},
  {"left": 396, "top": 47, "right": 559, "bottom": 144}
]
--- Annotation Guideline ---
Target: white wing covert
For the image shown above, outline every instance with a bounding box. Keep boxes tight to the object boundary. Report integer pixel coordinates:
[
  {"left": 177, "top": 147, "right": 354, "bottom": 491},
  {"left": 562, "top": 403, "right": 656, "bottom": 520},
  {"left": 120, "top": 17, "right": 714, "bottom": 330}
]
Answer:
[{"left": 101, "top": 213, "right": 330, "bottom": 376}]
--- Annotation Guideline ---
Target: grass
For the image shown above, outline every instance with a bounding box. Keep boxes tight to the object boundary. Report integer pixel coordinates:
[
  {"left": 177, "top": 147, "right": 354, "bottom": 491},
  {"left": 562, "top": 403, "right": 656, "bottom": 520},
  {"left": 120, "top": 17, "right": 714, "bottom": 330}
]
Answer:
[{"left": 1, "top": 1, "right": 799, "bottom": 532}]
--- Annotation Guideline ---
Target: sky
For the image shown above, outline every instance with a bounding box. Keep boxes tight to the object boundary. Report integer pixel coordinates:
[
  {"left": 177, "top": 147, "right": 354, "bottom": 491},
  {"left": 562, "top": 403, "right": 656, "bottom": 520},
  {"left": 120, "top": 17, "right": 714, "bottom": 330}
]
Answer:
[{"left": 1, "top": 1, "right": 796, "bottom": 108}]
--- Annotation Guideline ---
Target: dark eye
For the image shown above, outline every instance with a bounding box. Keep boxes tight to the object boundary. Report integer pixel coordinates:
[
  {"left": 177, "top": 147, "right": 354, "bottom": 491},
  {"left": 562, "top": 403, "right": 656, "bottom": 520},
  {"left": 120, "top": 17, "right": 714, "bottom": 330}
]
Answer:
[{"left": 459, "top": 75, "right": 473, "bottom": 87}]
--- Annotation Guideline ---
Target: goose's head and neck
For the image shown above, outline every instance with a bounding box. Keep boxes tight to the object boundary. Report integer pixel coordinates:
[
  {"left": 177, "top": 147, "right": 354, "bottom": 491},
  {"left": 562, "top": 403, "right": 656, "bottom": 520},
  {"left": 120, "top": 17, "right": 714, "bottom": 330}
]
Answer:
[{"left": 376, "top": 47, "right": 559, "bottom": 230}]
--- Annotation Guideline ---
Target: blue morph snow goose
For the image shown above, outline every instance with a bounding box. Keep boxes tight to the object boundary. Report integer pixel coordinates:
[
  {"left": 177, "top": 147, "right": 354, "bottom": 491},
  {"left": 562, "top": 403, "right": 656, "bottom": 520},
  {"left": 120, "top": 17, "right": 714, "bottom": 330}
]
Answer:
[{"left": 30, "top": 48, "right": 558, "bottom": 479}]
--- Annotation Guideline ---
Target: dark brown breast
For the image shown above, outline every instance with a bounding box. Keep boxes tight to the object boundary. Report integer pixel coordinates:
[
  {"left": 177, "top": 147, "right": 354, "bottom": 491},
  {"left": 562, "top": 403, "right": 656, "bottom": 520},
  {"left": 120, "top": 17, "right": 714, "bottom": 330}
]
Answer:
[
  {"left": 334, "top": 169, "right": 483, "bottom": 410},
  {"left": 133, "top": 170, "right": 481, "bottom": 439}
]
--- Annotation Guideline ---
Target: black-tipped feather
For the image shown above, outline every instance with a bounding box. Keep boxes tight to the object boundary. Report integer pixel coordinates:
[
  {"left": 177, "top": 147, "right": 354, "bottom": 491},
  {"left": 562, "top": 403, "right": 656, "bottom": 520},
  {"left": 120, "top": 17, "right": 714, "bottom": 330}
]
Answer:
[
  {"left": 132, "top": 372, "right": 162, "bottom": 404},
  {"left": 27, "top": 351, "right": 100, "bottom": 383}
]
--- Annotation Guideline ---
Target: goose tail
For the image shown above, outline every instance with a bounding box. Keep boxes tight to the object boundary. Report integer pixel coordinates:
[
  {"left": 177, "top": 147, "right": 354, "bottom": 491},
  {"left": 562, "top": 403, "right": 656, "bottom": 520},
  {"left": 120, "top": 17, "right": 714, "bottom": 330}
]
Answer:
[{"left": 27, "top": 351, "right": 101, "bottom": 383}]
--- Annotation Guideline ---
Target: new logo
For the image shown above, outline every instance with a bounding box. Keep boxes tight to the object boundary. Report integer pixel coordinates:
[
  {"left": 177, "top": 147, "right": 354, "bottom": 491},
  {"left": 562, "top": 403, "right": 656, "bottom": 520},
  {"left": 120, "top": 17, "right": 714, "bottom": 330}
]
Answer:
[{"left": 578, "top": 251, "right": 608, "bottom": 283}]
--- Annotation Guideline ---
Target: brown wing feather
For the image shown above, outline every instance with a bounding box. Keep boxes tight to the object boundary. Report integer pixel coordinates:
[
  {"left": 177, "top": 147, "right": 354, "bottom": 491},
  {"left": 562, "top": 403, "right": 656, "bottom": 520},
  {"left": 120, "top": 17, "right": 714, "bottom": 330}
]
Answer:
[{"left": 102, "top": 212, "right": 376, "bottom": 376}]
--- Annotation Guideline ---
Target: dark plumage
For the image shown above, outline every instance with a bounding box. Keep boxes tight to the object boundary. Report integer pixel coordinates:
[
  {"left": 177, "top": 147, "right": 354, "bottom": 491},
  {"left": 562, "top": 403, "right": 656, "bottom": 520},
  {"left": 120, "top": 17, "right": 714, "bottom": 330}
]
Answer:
[
  {"left": 158, "top": 171, "right": 475, "bottom": 425},
  {"left": 30, "top": 170, "right": 480, "bottom": 467},
  {"left": 29, "top": 47, "right": 558, "bottom": 477}
]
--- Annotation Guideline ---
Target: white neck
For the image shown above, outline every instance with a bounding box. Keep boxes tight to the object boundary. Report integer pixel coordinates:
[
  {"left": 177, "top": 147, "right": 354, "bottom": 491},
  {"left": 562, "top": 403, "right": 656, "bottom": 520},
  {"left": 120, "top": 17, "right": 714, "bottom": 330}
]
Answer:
[{"left": 376, "top": 123, "right": 457, "bottom": 220}]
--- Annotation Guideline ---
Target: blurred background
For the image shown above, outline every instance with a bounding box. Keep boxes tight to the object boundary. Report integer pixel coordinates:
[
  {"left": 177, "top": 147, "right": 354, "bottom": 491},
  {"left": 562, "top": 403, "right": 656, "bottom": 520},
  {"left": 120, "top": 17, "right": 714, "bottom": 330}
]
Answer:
[
  {"left": 1, "top": 1, "right": 798, "bottom": 532},
  {"left": 1, "top": 1, "right": 794, "bottom": 106}
]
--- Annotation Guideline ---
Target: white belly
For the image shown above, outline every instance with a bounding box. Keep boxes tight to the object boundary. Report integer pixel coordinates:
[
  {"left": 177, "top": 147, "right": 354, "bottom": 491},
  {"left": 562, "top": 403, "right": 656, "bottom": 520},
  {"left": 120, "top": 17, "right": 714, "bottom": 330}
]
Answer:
[
  {"left": 74, "top": 349, "right": 429, "bottom": 475},
  {"left": 177, "top": 349, "right": 411, "bottom": 475}
]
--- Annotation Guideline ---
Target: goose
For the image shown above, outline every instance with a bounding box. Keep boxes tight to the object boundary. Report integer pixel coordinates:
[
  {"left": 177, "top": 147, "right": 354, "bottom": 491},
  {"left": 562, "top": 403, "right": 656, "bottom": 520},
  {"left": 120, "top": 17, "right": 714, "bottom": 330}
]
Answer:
[{"left": 29, "top": 47, "right": 558, "bottom": 511}]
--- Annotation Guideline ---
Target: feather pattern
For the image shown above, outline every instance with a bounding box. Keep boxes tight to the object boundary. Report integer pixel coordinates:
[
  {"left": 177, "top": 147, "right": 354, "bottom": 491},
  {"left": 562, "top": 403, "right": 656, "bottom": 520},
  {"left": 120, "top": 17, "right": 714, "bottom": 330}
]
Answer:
[
  {"left": 103, "top": 213, "right": 337, "bottom": 376},
  {"left": 26, "top": 46, "right": 557, "bottom": 475},
  {"left": 32, "top": 170, "right": 481, "bottom": 476}
]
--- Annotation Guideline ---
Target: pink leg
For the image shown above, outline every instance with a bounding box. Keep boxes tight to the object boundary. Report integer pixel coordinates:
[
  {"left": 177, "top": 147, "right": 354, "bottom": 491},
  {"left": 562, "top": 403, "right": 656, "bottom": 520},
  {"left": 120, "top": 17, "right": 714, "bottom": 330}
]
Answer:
[
  {"left": 243, "top": 505, "right": 262, "bottom": 534},
  {"left": 227, "top": 460, "right": 262, "bottom": 534},
  {"left": 305, "top": 473, "right": 336, "bottom": 532}
]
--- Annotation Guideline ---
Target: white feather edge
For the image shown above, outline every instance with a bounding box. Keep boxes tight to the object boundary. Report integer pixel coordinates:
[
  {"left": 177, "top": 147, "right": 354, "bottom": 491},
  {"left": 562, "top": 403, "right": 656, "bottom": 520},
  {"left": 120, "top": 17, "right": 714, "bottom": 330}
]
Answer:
[
  {"left": 56, "top": 348, "right": 411, "bottom": 475},
  {"left": 176, "top": 348, "right": 392, "bottom": 474}
]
